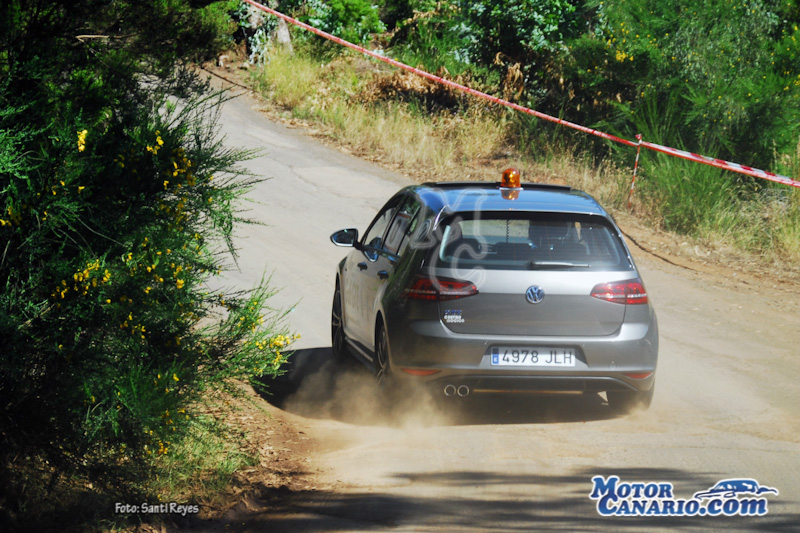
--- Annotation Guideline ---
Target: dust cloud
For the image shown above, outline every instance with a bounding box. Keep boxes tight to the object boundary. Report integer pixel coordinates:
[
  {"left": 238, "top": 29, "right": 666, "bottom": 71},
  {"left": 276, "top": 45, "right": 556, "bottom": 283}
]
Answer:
[
  {"left": 267, "top": 348, "right": 616, "bottom": 430},
  {"left": 280, "top": 355, "right": 458, "bottom": 429}
]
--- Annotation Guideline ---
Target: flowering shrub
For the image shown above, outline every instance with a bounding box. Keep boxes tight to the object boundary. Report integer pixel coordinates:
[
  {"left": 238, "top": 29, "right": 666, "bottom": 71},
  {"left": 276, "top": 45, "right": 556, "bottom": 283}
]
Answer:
[{"left": 0, "top": 0, "right": 294, "bottom": 515}]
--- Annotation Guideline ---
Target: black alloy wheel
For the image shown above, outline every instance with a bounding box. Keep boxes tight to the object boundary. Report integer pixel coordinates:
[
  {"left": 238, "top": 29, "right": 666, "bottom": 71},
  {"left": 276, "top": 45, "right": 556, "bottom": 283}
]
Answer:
[
  {"left": 331, "top": 282, "right": 346, "bottom": 359},
  {"left": 375, "top": 324, "right": 390, "bottom": 389}
]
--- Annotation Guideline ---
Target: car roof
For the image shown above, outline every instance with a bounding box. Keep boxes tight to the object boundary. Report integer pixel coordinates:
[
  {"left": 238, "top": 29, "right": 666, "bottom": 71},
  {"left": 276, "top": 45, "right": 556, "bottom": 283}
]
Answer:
[{"left": 410, "top": 182, "right": 609, "bottom": 217}]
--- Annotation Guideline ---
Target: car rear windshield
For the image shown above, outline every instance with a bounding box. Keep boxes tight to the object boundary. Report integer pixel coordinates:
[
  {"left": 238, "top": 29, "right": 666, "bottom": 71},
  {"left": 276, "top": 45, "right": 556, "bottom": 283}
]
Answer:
[{"left": 432, "top": 212, "right": 634, "bottom": 271}]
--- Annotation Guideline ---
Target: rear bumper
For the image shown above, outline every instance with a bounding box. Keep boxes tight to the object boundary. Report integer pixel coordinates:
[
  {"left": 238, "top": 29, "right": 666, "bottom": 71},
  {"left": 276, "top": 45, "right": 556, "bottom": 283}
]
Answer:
[
  {"left": 425, "top": 374, "right": 652, "bottom": 395},
  {"left": 385, "top": 312, "right": 658, "bottom": 394}
]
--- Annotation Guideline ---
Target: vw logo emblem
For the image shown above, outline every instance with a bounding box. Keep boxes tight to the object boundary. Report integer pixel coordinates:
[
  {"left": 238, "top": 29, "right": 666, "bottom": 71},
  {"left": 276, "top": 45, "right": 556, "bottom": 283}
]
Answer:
[{"left": 526, "top": 285, "right": 545, "bottom": 304}]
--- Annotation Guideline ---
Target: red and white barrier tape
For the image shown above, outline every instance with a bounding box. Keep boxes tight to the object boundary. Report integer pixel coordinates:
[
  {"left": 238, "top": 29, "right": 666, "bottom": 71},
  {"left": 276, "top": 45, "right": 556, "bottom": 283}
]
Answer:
[
  {"left": 640, "top": 141, "right": 800, "bottom": 188},
  {"left": 242, "top": 0, "right": 800, "bottom": 190}
]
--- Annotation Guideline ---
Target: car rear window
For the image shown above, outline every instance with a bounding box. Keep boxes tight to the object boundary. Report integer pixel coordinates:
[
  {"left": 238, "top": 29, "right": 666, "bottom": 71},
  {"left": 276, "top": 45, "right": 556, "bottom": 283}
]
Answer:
[{"left": 433, "top": 212, "right": 633, "bottom": 271}]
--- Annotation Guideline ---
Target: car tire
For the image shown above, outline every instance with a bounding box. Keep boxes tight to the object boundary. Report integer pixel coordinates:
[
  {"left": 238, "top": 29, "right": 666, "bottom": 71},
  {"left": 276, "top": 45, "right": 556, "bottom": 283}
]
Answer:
[
  {"left": 375, "top": 323, "right": 393, "bottom": 392},
  {"left": 607, "top": 382, "right": 655, "bottom": 414},
  {"left": 331, "top": 281, "right": 348, "bottom": 361}
]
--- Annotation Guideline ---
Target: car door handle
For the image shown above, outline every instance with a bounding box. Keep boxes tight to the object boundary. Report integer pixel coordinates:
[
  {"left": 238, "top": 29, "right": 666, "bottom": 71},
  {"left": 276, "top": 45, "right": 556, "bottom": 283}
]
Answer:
[
  {"left": 378, "top": 270, "right": 389, "bottom": 280},
  {"left": 357, "top": 262, "right": 368, "bottom": 271}
]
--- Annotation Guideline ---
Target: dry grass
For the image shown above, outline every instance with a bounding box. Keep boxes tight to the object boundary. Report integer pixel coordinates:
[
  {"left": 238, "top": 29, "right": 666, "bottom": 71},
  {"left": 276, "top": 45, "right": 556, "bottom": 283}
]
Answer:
[{"left": 249, "top": 47, "right": 513, "bottom": 177}]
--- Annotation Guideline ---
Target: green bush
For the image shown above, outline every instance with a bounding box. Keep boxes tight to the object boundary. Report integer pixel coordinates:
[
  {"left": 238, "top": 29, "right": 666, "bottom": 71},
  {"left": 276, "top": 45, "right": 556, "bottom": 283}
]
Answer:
[
  {"left": 0, "top": 0, "right": 292, "bottom": 523},
  {"left": 386, "top": 0, "right": 584, "bottom": 92},
  {"left": 457, "top": 0, "right": 583, "bottom": 64},
  {"left": 546, "top": 0, "right": 800, "bottom": 171},
  {"left": 282, "top": 0, "right": 387, "bottom": 45}
]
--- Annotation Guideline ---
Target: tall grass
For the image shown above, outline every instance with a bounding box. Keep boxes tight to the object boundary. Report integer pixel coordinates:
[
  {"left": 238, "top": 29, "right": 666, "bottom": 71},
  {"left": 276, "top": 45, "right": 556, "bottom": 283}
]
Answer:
[
  {"left": 637, "top": 156, "right": 738, "bottom": 235},
  {"left": 775, "top": 188, "right": 800, "bottom": 259},
  {"left": 250, "top": 46, "right": 509, "bottom": 176}
]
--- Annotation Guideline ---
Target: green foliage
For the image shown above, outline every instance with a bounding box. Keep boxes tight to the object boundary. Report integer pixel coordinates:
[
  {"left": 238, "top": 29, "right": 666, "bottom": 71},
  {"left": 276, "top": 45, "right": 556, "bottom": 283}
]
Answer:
[
  {"left": 389, "top": 2, "right": 476, "bottom": 76},
  {"left": 200, "top": 0, "right": 243, "bottom": 52},
  {"left": 547, "top": 0, "right": 800, "bottom": 171},
  {"left": 457, "top": 0, "right": 582, "bottom": 63},
  {"left": 0, "top": 0, "right": 291, "bottom": 524},
  {"left": 282, "top": 0, "right": 387, "bottom": 45},
  {"left": 385, "top": 0, "right": 584, "bottom": 89}
]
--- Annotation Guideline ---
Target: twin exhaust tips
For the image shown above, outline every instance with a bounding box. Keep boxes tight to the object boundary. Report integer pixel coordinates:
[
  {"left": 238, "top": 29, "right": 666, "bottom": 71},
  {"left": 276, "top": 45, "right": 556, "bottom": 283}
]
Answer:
[{"left": 443, "top": 384, "right": 470, "bottom": 397}]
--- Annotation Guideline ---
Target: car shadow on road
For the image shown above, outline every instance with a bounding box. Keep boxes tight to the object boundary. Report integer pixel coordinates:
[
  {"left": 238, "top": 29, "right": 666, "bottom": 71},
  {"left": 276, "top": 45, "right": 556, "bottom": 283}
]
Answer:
[{"left": 256, "top": 347, "right": 623, "bottom": 426}]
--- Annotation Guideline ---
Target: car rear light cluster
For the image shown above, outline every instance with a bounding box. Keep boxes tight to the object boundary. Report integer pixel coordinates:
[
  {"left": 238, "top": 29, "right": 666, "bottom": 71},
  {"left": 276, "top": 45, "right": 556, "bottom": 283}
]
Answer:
[
  {"left": 590, "top": 278, "right": 649, "bottom": 305},
  {"left": 406, "top": 276, "right": 478, "bottom": 301}
]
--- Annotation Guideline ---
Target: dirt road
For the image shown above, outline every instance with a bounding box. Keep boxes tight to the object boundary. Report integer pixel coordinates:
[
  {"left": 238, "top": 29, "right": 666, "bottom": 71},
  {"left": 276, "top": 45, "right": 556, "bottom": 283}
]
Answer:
[{"left": 188, "top": 75, "right": 800, "bottom": 532}]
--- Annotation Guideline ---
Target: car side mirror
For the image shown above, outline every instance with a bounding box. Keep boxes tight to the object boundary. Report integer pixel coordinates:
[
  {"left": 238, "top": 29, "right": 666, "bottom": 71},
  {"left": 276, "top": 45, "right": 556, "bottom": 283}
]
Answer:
[{"left": 330, "top": 228, "right": 360, "bottom": 248}]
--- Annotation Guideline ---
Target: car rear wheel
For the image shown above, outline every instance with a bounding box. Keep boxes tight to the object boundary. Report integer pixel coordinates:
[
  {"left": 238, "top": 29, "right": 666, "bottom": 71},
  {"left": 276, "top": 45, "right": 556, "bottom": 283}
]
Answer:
[
  {"left": 375, "top": 324, "right": 391, "bottom": 390},
  {"left": 375, "top": 324, "right": 411, "bottom": 408},
  {"left": 331, "top": 282, "right": 347, "bottom": 360},
  {"left": 607, "top": 382, "right": 655, "bottom": 414}
]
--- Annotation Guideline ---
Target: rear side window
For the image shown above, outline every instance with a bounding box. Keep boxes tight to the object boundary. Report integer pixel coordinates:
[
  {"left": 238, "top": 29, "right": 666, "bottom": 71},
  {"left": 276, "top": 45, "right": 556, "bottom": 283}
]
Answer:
[
  {"left": 384, "top": 196, "right": 422, "bottom": 255},
  {"left": 433, "top": 212, "right": 633, "bottom": 271}
]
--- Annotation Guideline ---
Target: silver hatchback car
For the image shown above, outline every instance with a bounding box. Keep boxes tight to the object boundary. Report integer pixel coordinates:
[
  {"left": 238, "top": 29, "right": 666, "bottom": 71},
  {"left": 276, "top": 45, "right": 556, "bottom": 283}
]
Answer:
[{"left": 330, "top": 170, "right": 658, "bottom": 411}]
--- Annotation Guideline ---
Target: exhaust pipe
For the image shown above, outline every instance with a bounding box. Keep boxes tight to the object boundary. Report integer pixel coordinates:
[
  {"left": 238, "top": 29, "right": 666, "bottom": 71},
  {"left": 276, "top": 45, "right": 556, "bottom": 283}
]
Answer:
[
  {"left": 457, "top": 385, "right": 470, "bottom": 397},
  {"left": 443, "top": 384, "right": 456, "bottom": 397}
]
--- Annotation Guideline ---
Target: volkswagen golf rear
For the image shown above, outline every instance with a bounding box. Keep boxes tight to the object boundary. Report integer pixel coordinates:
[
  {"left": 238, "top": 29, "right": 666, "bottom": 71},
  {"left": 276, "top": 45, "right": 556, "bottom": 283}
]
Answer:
[{"left": 330, "top": 170, "right": 658, "bottom": 412}]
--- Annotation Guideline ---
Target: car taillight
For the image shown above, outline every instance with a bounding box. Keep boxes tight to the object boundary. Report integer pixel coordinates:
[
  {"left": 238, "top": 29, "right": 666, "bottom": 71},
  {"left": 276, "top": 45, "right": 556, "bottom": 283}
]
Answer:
[
  {"left": 406, "top": 276, "right": 478, "bottom": 300},
  {"left": 590, "top": 278, "right": 648, "bottom": 305}
]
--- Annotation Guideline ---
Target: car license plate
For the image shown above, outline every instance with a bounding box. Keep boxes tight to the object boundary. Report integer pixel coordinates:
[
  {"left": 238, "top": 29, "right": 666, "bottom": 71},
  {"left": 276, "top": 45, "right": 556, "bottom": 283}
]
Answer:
[{"left": 490, "top": 347, "right": 576, "bottom": 367}]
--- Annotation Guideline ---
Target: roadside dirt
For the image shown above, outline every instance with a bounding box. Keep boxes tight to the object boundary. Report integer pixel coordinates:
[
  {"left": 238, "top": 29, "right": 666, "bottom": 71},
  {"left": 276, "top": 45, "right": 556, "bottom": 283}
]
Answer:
[{"left": 145, "top": 62, "right": 800, "bottom": 532}]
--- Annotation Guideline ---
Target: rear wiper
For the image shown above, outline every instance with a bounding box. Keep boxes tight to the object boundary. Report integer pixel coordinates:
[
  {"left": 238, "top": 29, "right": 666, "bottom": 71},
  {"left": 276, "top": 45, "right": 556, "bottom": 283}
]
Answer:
[{"left": 529, "top": 261, "right": 591, "bottom": 269}]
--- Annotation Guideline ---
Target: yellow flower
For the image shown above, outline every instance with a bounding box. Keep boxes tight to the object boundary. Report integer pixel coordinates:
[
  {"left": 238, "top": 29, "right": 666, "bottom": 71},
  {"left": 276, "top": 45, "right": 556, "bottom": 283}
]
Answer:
[
  {"left": 172, "top": 373, "right": 179, "bottom": 382},
  {"left": 77, "top": 129, "right": 88, "bottom": 152},
  {"left": 176, "top": 279, "right": 184, "bottom": 289}
]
